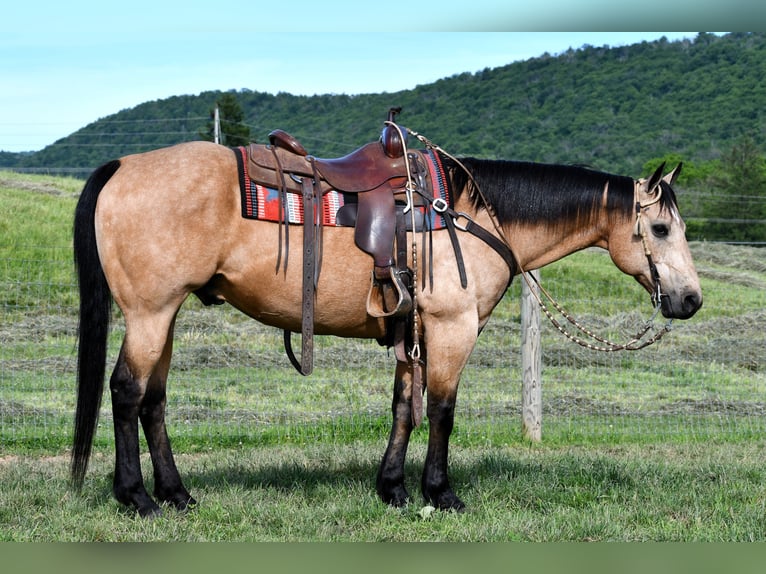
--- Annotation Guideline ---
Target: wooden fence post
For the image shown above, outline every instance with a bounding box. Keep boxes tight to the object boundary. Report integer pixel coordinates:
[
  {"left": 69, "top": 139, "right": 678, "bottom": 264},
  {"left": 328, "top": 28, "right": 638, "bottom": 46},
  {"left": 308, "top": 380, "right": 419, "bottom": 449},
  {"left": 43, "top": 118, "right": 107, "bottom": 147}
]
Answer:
[{"left": 521, "top": 270, "right": 542, "bottom": 442}]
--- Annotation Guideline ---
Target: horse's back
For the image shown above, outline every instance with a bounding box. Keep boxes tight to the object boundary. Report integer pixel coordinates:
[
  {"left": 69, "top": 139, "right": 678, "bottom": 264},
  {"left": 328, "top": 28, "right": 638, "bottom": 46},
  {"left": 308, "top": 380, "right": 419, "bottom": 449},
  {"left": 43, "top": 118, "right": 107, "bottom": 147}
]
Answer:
[
  {"left": 107, "top": 141, "right": 239, "bottom": 207},
  {"left": 116, "top": 141, "right": 238, "bottom": 192}
]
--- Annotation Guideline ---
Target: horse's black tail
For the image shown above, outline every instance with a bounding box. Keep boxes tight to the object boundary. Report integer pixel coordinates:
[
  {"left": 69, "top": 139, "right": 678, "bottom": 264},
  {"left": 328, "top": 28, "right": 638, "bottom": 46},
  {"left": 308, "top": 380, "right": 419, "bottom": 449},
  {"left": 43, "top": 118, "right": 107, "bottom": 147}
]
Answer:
[{"left": 71, "top": 160, "right": 121, "bottom": 489}]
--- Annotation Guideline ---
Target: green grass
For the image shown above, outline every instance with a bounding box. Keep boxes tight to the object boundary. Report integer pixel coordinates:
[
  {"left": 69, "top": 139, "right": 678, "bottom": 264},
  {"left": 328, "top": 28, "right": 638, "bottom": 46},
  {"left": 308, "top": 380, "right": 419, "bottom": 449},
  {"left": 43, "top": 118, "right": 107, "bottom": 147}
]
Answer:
[
  {"left": 2, "top": 442, "right": 766, "bottom": 541},
  {"left": 2, "top": 171, "right": 766, "bottom": 540}
]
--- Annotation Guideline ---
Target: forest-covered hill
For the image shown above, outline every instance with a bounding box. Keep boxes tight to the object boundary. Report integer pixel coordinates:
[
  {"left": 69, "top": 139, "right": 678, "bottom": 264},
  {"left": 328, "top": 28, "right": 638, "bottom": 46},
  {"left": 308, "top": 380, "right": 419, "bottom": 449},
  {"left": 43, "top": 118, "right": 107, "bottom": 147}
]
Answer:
[
  {"left": 3, "top": 32, "right": 766, "bottom": 242},
  {"left": 3, "top": 32, "right": 765, "bottom": 177}
]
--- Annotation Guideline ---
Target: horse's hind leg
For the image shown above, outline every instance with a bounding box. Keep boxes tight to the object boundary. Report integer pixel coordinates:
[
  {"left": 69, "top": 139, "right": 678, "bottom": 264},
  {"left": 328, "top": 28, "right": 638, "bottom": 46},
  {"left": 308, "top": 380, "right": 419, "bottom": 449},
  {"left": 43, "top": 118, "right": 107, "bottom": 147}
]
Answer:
[
  {"left": 377, "top": 360, "right": 416, "bottom": 506},
  {"left": 110, "top": 344, "right": 161, "bottom": 517},
  {"left": 139, "top": 319, "right": 196, "bottom": 512},
  {"left": 111, "top": 312, "right": 193, "bottom": 516}
]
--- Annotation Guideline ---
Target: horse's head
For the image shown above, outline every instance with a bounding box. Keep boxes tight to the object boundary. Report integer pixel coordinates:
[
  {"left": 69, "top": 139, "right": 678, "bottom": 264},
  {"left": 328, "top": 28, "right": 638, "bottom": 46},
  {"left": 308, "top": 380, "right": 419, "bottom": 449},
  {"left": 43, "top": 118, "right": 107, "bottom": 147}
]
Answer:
[{"left": 606, "top": 163, "right": 702, "bottom": 319}]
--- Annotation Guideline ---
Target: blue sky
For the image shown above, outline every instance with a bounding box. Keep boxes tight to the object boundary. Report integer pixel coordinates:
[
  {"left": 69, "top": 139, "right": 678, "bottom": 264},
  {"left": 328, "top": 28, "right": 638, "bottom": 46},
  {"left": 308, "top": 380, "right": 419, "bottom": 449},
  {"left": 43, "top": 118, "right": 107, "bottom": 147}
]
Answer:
[{"left": 0, "top": 1, "right": 743, "bottom": 152}]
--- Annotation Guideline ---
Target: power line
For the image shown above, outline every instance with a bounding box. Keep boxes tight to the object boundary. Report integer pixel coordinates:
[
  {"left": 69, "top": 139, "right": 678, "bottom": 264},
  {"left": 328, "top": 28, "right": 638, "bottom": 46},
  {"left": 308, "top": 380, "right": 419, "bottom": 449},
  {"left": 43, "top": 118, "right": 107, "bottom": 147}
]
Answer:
[
  {"left": 686, "top": 217, "right": 766, "bottom": 224},
  {"left": 64, "top": 131, "right": 201, "bottom": 137},
  {"left": 77, "top": 117, "right": 209, "bottom": 124}
]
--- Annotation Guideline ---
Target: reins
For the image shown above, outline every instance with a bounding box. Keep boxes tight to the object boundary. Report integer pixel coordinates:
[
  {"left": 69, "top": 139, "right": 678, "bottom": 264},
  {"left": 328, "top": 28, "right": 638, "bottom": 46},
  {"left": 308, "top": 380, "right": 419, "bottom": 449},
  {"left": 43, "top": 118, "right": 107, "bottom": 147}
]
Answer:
[
  {"left": 407, "top": 128, "right": 673, "bottom": 353},
  {"left": 520, "top": 271, "right": 672, "bottom": 352}
]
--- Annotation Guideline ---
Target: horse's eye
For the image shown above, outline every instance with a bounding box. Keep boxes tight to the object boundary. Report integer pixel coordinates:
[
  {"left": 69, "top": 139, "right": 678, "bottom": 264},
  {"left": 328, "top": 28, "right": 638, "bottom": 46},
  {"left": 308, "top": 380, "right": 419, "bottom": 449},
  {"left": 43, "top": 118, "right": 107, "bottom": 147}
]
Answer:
[{"left": 652, "top": 224, "right": 670, "bottom": 238}]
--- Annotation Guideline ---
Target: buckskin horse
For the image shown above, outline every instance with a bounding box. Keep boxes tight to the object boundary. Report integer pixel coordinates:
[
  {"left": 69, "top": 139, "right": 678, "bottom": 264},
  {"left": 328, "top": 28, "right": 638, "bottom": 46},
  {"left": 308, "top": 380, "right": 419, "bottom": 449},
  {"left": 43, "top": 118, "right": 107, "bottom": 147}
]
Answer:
[{"left": 70, "top": 122, "right": 702, "bottom": 517}]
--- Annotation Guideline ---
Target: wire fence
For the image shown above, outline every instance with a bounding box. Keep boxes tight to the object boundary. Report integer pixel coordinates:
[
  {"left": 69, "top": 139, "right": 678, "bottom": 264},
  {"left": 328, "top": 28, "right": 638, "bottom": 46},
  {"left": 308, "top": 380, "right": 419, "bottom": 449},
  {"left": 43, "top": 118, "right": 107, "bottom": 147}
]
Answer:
[{"left": 2, "top": 242, "right": 765, "bottom": 452}]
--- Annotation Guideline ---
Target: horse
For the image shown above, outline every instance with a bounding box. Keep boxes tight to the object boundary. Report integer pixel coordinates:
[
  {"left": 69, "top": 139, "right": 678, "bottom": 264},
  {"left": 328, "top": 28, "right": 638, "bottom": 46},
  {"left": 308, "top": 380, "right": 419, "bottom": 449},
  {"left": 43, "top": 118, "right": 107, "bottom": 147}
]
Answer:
[{"left": 71, "top": 139, "right": 702, "bottom": 517}]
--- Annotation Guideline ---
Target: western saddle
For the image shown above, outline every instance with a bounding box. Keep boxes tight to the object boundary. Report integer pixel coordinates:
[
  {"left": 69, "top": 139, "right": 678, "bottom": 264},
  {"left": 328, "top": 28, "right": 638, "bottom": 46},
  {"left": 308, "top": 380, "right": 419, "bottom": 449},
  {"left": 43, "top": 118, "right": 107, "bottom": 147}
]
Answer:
[{"left": 244, "top": 108, "right": 429, "bottom": 375}]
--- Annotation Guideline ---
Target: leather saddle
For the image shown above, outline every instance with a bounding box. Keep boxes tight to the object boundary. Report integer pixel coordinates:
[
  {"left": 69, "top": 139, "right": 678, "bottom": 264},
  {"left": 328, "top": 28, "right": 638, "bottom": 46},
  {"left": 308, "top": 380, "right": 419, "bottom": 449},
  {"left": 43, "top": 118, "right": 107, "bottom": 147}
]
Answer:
[{"left": 245, "top": 108, "right": 430, "bottom": 375}]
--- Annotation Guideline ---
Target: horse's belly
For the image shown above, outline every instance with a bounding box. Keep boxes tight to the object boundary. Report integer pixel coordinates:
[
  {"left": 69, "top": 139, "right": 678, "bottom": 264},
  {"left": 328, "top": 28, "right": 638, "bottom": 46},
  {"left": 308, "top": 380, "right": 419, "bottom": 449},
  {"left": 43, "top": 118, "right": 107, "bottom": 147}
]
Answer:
[{"left": 212, "top": 234, "right": 387, "bottom": 339}]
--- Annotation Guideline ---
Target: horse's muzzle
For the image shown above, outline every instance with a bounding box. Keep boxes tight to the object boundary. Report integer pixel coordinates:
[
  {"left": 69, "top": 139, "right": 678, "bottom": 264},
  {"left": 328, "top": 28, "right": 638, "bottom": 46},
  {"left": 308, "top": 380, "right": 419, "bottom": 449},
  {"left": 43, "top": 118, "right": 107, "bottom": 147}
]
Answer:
[{"left": 661, "top": 290, "right": 703, "bottom": 320}]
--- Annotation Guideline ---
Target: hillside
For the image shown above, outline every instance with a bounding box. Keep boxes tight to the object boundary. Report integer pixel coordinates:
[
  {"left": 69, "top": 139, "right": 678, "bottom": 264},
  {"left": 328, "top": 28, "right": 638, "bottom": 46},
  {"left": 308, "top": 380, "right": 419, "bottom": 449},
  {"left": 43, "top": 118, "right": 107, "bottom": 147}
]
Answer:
[{"left": 4, "top": 32, "right": 766, "bottom": 177}]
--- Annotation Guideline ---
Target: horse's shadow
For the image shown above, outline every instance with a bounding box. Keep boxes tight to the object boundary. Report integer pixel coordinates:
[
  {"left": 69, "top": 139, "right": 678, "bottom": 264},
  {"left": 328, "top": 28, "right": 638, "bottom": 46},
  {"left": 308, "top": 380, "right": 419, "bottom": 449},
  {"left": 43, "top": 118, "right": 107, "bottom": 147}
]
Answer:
[
  {"left": 177, "top": 443, "right": 422, "bottom": 497},
  {"left": 183, "top": 457, "right": 401, "bottom": 497},
  {"left": 177, "top": 449, "right": 639, "bottom": 505}
]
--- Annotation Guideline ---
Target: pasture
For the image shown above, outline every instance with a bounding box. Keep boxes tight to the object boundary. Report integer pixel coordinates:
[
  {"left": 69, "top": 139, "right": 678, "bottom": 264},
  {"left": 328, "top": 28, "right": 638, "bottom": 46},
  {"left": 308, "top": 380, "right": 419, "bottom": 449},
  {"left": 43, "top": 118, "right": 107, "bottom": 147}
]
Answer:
[{"left": 1, "top": 170, "right": 765, "bottom": 541}]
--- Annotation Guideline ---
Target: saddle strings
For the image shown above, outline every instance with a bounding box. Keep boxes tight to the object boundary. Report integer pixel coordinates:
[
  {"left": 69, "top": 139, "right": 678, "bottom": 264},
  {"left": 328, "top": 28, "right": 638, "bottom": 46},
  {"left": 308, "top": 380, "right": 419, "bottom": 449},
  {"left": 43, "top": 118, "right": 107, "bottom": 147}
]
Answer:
[
  {"left": 270, "top": 147, "right": 290, "bottom": 274},
  {"left": 405, "top": 127, "right": 672, "bottom": 353}
]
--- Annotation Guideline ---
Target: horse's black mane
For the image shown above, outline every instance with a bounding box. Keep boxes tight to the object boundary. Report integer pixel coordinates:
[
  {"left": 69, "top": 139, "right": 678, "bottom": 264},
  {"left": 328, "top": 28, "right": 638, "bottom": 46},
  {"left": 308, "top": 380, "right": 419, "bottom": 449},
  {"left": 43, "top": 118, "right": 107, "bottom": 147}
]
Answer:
[{"left": 441, "top": 155, "right": 678, "bottom": 228}]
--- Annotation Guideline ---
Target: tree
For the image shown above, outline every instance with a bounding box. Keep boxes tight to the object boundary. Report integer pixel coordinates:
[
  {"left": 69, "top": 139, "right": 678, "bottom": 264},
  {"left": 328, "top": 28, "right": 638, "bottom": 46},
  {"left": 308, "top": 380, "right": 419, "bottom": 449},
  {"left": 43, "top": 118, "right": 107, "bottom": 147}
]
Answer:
[
  {"left": 200, "top": 92, "right": 251, "bottom": 147},
  {"left": 698, "top": 136, "right": 766, "bottom": 242}
]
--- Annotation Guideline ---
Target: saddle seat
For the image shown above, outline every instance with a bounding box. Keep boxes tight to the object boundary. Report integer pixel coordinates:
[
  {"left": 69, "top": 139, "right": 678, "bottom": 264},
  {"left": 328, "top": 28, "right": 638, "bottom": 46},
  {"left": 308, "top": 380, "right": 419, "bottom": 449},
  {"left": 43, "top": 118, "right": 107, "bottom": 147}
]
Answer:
[{"left": 247, "top": 131, "right": 409, "bottom": 194}]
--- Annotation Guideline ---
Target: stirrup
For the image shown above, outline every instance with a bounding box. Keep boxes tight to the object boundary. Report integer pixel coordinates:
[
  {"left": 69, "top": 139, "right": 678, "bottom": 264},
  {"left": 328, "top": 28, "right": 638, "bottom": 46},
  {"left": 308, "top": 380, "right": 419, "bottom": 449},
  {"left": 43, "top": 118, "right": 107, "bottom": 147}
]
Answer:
[{"left": 366, "top": 267, "right": 412, "bottom": 318}]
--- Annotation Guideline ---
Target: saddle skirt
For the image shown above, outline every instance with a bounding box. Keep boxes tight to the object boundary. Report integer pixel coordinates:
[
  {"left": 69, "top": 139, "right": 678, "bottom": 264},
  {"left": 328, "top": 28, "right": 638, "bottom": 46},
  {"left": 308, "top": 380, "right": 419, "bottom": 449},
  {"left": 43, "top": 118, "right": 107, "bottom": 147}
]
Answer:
[{"left": 233, "top": 144, "right": 453, "bottom": 231}]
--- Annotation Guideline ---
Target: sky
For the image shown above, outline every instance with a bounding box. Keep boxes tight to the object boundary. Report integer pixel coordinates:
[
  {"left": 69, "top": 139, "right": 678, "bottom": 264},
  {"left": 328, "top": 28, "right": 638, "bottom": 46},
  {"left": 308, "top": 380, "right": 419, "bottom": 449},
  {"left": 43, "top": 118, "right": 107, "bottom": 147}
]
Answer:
[{"left": 0, "top": 1, "right": 743, "bottom": 152}]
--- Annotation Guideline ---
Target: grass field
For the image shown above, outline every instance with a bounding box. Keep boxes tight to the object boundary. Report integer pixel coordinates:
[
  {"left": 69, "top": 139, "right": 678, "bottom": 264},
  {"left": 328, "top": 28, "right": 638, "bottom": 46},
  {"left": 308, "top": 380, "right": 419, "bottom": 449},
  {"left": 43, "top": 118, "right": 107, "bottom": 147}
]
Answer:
[
  {"left": 3, "top": 442, "right": 766, "bottom": 541},
  {"left": 1, "top": 171, "right": 765, "bottom": 541}
]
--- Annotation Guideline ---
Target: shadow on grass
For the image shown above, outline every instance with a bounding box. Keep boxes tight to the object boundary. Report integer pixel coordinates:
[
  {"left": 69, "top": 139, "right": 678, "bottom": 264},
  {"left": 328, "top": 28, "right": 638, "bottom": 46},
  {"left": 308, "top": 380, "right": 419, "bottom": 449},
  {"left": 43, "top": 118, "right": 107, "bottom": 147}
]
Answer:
[{"left": 175, "top": 447, "right": 644, "bottom": 508}]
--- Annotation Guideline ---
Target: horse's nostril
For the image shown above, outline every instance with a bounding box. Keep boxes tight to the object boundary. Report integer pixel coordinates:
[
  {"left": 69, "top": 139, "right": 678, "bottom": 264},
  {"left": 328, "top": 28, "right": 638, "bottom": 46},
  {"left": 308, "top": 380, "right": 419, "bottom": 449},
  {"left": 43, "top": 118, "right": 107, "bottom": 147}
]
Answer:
[{"left": 684, "top": 292, "right": 703, "bottom": 316}]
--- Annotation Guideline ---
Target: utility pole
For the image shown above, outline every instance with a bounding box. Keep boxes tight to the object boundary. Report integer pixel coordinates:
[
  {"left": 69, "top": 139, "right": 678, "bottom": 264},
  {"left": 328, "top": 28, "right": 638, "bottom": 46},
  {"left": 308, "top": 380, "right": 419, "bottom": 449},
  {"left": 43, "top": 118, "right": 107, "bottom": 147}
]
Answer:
[{"left": 213, "top": 106, "right": 221, "bottom": 145}]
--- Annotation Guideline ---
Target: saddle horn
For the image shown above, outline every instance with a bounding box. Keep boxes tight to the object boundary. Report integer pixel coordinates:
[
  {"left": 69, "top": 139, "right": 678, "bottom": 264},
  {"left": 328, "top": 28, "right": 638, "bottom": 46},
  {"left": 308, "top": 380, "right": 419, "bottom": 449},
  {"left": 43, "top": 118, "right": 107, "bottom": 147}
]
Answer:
[{"left": 381, "top": 107, "right": 407, "bottom": 159}]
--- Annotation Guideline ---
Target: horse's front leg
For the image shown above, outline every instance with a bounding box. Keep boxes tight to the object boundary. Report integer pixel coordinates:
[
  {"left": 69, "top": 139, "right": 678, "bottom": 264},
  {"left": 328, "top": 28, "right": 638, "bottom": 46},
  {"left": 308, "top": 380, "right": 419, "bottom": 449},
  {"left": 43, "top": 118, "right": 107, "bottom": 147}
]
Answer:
[
  {"left": 420, "top": 321, "right": 476, "bottom": 511},
  {"left": 422, "top": 387, "right": 464, "bottom": 511},
  {"left": 376, "top": 360, "right": 417, "bottom": 506}
]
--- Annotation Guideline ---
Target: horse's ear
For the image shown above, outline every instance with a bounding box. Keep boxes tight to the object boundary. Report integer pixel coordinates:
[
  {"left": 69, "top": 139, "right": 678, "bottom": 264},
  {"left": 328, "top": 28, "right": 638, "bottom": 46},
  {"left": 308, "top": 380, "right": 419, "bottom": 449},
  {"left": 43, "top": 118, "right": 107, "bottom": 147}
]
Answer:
[
  {"left": 663, "top": 162, "right": 683, "bottom": 186},
  {"left": 647, "top": 162, "right": 666, "bottom": 193}
]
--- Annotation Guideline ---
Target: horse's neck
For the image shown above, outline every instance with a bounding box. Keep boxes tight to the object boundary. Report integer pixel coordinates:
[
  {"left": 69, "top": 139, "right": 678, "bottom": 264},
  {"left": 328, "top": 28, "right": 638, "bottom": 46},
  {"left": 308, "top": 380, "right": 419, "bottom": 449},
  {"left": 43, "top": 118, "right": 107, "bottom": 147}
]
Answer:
[
  {"left": 454, "top": 196, "right": 610, "bottom": 271},
  {"left": 507, "top": 222, "right": 607, "bottom": 270}
]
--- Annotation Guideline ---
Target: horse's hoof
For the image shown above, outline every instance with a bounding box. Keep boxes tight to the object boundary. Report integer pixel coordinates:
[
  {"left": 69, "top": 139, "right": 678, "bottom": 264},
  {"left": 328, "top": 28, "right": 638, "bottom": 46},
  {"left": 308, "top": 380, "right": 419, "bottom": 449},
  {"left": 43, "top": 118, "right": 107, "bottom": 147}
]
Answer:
[
  {"left": 174, "top": 495, "right": 198, "bottom": 513},
  {"left": 429, "top": 490, "right": 466, "bottom": 512},
  {"left": 379, "top": 484, "right": 411, "bottom": 507},
  {"left": 160, "top": 492, "right": 197, "bottom": 513},
  {"left": 116, "top": 487, "right": 162, "bottom": 518},
  {"left": 136, "top": 502, "right": 163, "bottom": 519}
]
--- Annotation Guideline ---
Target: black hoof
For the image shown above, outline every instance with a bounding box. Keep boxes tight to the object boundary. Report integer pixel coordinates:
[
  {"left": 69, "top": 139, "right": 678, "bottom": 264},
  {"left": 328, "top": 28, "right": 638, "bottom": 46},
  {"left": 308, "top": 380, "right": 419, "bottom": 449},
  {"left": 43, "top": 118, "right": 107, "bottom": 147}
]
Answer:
[
  {"left": 378, "top": 483, "right": 412, "bottom": 507},
  {"left": 116, "top": 486, "right": 162, "bottom": 518},
  {"left": 157, "top": 489, "right": 197, "bottom": 512},
  {"left": 136, "top": 500, "right": 163, "bottom": 518},
  {"left": 427, "top": 489, "right": 466, "bottom": 512},
  {"left": 172, "top": 495, "right": 197, "bottom": 513}
]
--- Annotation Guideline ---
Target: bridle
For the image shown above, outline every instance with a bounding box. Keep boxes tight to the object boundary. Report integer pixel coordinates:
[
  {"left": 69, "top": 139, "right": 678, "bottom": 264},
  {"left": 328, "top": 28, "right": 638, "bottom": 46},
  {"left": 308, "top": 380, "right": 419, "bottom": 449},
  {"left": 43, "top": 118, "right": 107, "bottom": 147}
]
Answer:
[{"left": 633, "top": 180, "right": 666, "bottom": 309}]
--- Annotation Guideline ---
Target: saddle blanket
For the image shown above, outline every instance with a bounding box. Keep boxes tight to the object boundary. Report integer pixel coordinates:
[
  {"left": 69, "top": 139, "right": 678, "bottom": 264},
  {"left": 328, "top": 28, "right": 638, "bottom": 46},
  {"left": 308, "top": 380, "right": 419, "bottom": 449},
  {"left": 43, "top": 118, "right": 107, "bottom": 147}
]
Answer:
[{"left": 234, "top": 146, "right": 452, "bottom": 230}]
